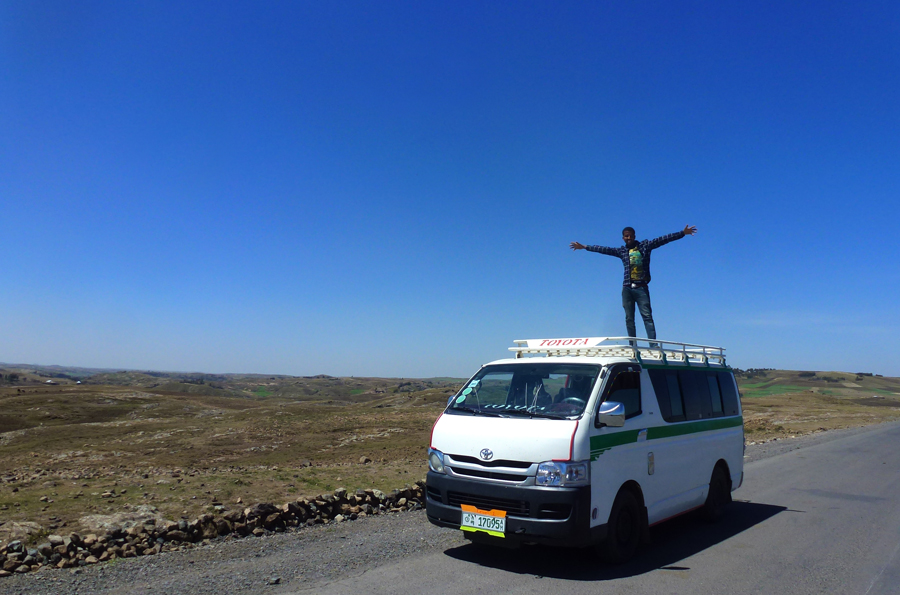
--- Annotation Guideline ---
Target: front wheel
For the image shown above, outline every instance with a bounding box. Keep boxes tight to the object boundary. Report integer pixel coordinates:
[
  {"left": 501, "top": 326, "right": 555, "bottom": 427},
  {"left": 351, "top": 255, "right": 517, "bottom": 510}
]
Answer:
[{"left": 598, "top": 490, "right": 641, "bottom": 564}]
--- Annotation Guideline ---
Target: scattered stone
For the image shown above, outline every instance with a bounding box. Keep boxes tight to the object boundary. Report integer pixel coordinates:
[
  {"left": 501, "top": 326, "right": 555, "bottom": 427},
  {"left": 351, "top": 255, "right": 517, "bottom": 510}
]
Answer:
[
  {"left": 267, "top": 576, "right": 281, "bottom": 585},
  {"left": 79, "top": 505, "right": 164, "bottom": 534},
  {"left": 0, "top": 523, "right": 43, "bottom": 545},
  {"left": 6, "top": 541, "right": 23, "bottom": 553}
]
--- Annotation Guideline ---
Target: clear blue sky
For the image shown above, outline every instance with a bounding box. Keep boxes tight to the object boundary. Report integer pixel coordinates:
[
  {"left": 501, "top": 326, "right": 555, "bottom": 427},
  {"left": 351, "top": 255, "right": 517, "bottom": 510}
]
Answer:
[{"left": 2, "top": 2, "right": 898, "bottom": 378}]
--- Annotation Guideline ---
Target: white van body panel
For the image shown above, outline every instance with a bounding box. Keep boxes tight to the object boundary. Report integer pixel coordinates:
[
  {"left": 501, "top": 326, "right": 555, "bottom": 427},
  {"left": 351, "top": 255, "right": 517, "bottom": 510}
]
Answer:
[
  {"left": 642, "top": 428, "right": 741, "bottom": 523},
  {"left": 586, "top": 367, "right": 744, "bottom": 527},
  {"left": 588, "top": 419, "right": 653, "bottom": 527},
  {"left": 433, "top": 414, "right": 577, "bottom": 463}
]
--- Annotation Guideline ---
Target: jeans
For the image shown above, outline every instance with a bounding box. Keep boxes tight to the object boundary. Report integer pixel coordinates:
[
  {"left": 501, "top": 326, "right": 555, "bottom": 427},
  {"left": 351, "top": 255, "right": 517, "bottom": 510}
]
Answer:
[{"left": 622, "top": 285, "right": 656, "bottom": 341}]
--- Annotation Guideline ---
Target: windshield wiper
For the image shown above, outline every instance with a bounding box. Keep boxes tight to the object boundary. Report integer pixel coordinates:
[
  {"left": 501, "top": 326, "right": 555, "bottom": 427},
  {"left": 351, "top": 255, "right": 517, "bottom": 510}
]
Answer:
[
  {"left": 499, "top": 409, "right": 568, "bottom": 420},
  {"left": 525, "top": 411, "right": 570, "bottom": 420},
  {"left": 451, "top": 405, "right": 503, "bottom": 417}
]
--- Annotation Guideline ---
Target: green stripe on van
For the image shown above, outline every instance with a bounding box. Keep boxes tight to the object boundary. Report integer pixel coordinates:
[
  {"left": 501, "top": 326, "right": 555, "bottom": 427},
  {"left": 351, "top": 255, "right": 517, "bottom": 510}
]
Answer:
[{"left": 589, "top": 416, "right": 743, "bottom": 460}]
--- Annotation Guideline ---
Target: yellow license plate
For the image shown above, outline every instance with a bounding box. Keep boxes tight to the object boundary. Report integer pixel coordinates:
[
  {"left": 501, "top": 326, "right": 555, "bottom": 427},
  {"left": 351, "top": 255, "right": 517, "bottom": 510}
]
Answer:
[{"left": 460, "top": 504, "right": 507, "bottom": 537}]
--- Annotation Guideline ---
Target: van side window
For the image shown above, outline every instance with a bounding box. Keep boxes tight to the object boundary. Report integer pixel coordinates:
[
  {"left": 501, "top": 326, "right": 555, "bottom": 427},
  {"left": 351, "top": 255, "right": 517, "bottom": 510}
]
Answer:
[
  {"left": 607, "top": 371, "right": 641, "bottom": 419},
  {"left": 651, "top": 369, "right": 740, "bottom": 422},
  {"left": 648, "top": 370, "right": 685, "bottom": 422},
  {"left": 717, "top": 372, "right": 741, "bottom": 416},
  {"left": 678, "top": 370, "right": 714, "bottom": 420},
  {"left": 666, "top": 373, "right": 685, "bottom": 420},
  {"left": 707, "top": 374, "right": 724, "bottom": 417}
]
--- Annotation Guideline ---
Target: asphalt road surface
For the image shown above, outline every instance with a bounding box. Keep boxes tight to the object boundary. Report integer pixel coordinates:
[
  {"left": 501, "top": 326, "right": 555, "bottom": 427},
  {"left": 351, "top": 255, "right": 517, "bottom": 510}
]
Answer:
[{"left": 305, "top": 421, "right": 900, "bottom": 595}]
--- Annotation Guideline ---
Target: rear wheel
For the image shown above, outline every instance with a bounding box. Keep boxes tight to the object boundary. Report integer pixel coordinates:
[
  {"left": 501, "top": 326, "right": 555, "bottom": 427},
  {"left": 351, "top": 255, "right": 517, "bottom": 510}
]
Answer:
[
  {"left": 702, "top": 465, "right": 731, "bottom": 523},
  {"left": 599, "top": 490, "right": 641, "bottom": 564}
]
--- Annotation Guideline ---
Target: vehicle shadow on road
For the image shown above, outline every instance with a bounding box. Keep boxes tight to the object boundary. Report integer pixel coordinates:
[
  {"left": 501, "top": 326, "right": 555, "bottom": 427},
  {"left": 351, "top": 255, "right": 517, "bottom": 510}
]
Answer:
[{"left": 442, "top": 500, "right": 786, "bottom": 580}]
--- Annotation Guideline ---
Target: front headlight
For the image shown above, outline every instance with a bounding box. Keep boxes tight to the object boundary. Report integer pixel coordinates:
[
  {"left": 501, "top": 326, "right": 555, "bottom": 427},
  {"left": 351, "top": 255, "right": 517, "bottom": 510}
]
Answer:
[
  {"left": 535, "top": 461, "right": 589, "bottom": 487},
  {"left": 428, "top": 448, "right": 445, "bottom": 474}
]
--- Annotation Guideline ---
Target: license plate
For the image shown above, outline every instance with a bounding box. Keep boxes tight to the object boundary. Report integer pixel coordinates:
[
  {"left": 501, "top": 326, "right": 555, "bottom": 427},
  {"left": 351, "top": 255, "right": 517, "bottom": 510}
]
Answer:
[{"left": 460, "top": 504, "right": 506, "bottom": 537}]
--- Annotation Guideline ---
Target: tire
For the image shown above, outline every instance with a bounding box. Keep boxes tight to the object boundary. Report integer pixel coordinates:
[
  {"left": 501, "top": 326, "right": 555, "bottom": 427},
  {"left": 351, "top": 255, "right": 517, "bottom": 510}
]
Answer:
[
  {"left": 702, "top": 465, "right": 732, "bottom": 523},
  {"left": 599, "top": 490, "right": 641, "bottom": 564}
]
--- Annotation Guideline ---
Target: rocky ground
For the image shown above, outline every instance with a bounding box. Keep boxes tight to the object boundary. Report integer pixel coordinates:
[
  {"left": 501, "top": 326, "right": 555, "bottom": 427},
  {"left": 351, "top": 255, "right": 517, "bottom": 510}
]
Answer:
[
  {"left": 1, "top": 422, "right": 893, "bottom": 595},
  {"left": 0, "top": 505, "right": 465, "bottom": 595},
  {"left": 0, "top": 484, "right": 425, "bottom": 578}
]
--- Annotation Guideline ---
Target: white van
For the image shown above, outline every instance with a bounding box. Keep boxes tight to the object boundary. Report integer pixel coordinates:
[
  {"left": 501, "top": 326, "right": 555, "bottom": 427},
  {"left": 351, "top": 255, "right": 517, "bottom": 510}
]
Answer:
[{"left": 425, "top": 337, "right": 743, "bottom": 562}]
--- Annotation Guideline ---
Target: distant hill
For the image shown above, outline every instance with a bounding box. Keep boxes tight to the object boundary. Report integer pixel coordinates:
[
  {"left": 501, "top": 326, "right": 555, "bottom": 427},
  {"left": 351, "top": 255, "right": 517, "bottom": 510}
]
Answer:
[
  {"left": 735, "top": 369, "right": 900, "bottom": 400},
  {"left": 5, "top": 361, "right": 896, "bottom": 403},
  {"left": 0, "top": 362, "right": 466, "bottom": 403}
]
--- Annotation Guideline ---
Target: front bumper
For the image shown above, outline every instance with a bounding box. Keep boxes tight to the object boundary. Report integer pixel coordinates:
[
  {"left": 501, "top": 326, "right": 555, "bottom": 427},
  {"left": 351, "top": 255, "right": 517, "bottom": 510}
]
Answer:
[{"left": 425, "top": 471, "right": 604, "bottom": 547}]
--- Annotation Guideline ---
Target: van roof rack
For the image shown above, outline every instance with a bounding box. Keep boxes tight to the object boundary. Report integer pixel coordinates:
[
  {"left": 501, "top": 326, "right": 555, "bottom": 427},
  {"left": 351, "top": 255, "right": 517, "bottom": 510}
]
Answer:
[{"left": 509, "top": 337, "right": 726, "bottom": 367}]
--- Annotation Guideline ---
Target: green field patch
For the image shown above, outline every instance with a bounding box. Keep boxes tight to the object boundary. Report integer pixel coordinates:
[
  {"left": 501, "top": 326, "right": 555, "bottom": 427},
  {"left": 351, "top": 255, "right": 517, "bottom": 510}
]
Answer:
[
  {"left": 350, "top": 389, "right": 365, "bottom": 395},
  {"left": 254, "top": 387, "right": 273, "bottom": 397},
  {"left": 739, "top": 381, "right": 777, "bottom": 389},
  {"left": 741, "top": 384, "right": 807, "bottom": 397}
]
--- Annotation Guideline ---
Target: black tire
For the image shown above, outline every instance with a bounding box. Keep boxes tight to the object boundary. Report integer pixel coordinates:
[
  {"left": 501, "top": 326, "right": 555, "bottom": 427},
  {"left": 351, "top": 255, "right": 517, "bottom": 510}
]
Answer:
[
  {"left": 599, "top": 490, "right": 641, "bottom": 564},
  {"left": 702, "top": 465, "right": 732, "bottom": 523}
]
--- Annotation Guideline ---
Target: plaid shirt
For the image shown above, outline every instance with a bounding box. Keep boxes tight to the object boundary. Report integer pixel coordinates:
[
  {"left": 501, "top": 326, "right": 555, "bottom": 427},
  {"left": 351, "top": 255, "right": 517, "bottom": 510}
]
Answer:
[{"left": 585, "top": 231, "right": 685, "bottom": 286}]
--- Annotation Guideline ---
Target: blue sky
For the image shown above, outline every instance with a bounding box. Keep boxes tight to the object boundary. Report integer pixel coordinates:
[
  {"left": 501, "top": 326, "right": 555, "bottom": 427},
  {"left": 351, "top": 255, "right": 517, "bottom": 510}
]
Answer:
[{"left": 2, "top": 2, "right": 898, "bottom": 377}]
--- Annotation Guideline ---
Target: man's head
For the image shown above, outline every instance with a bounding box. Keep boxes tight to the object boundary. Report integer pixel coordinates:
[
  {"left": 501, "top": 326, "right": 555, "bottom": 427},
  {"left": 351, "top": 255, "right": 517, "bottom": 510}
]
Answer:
[{"left": 622, "top": 227, "right": 636, "bottom": 248}]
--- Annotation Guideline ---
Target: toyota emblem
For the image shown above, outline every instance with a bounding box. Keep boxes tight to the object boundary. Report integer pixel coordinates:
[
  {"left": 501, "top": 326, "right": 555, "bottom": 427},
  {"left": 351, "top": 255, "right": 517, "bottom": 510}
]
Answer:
[{"left": 479, "top": 448, "right": 494, "bottom": 461}]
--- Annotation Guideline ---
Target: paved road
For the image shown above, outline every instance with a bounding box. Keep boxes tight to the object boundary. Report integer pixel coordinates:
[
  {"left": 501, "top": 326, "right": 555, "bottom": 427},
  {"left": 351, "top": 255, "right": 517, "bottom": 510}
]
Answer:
[{"left": 303, "top": 421, "right": 900, "bottom": 595}]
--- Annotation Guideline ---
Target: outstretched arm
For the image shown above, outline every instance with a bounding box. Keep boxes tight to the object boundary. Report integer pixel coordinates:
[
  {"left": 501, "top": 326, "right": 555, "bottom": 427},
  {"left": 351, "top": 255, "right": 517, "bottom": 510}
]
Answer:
[
  {"left": 571, "top": 241, "right": 619, "bottom": 256},
  {"left": 645, "top": 225, "right": 697, "bottom": 249}
]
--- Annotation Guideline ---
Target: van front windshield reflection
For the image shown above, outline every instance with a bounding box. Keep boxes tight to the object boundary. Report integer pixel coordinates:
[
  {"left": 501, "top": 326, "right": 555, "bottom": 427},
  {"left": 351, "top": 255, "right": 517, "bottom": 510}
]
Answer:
[{"left": 447, "top": 364, "right": 602, "bottom": 419}]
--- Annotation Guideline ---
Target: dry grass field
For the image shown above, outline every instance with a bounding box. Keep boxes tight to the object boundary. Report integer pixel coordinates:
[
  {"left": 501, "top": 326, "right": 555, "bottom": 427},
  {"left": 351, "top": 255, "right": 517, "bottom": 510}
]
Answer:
[
  {"left": 0, "top": 372, "right": 458, "bottom": 541},
  {"left": 736, "top": 369, "right": 900, "bottom": 442},
  {"left": 0, "top": 365, "right": 898, "bottom": 544}
]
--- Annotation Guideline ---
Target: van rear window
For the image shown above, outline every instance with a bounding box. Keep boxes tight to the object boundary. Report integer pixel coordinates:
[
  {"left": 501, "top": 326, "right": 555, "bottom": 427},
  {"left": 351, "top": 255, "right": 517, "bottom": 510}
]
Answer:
[{"left": 717, "top": 372, "right": 741, "bottom": 416}]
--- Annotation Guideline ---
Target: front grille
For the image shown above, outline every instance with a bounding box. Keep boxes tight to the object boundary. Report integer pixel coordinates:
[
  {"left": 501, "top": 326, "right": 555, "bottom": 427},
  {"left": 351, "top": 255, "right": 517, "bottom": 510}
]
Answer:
[
  {"left": 450, "top": 467, "right": 528, "bottom": 482},
  {"left": 449, "top": 455, "right": 532, "bottom": 469},
  {"left": 447, "top": 491, "right": 530, "bottom": 516},
  {"left": 426, "top": 486, "right": 442, "bottom": 502}
]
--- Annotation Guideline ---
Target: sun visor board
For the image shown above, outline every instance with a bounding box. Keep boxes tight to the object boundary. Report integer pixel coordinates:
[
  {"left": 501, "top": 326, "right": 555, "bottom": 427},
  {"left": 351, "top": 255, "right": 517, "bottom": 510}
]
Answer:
[{"left": 521, "top": 338, "right": 608, "bottom": 349}]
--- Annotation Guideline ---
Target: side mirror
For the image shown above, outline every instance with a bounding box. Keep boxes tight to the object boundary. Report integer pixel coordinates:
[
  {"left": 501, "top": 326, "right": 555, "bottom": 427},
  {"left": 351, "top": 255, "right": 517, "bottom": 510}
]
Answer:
[{"left": 597, "top": 401, "right": 625, "bottom": 427}]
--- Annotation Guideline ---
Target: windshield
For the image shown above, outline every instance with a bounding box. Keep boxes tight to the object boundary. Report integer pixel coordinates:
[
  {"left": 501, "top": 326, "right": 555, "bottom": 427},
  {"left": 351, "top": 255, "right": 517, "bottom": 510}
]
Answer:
[{"left": 447, "top": 363, "right": 602, "bottom": 419}]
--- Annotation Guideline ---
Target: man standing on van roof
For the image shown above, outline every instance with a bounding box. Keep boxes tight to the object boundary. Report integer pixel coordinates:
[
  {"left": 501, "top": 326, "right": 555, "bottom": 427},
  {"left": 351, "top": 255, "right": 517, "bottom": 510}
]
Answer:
[{"left": 570, "top": 225, "right": 697, "bottom": 343}]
